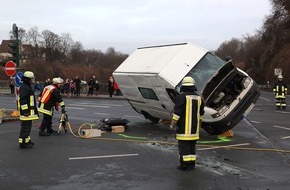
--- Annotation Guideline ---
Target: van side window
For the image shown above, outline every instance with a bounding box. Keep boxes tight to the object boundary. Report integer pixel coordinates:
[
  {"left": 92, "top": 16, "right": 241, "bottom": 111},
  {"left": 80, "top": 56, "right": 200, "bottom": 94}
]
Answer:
[
  {"left": 166, "top": 88, "right": 178, "bottom": 103},
  {"left": 138, "top": 87, "right": 159, "bottom": 100}
]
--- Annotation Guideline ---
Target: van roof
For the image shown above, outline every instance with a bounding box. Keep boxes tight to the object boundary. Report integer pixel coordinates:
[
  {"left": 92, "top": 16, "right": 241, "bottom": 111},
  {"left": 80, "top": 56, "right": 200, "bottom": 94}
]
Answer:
[{"left": 114, "top": 43, "right": 208, "bottom": 86}]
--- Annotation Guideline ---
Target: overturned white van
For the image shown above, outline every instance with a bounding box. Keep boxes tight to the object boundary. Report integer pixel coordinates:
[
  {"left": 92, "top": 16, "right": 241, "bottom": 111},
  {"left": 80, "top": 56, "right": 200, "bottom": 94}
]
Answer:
[{"left": 113, "top": 43, "right": 260, "bottom": 135}]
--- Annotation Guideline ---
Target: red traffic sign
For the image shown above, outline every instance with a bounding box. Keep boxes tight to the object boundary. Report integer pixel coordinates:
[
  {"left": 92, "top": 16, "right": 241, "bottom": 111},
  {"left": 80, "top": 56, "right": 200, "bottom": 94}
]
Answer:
[{"left": 5, "top": 61, "right": 16, "bottom": 76}]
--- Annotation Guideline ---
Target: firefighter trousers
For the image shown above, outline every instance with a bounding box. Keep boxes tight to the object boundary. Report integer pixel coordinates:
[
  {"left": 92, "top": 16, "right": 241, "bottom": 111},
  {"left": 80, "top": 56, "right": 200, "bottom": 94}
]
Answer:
[
  {"left": 178, "top": 140, "right": 197, "bottom": 167},
  {"left": 39, "top": 114, "right": 53, "bottom": 132},
  {"left": 19, "top": 120, "right": 32, "bottom": 144}
]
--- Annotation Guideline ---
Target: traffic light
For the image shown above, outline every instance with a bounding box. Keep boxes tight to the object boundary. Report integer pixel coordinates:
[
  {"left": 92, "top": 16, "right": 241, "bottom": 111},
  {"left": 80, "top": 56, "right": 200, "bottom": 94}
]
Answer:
[{"left": 8, "top": 40, "right": 19, "bottom": 65}]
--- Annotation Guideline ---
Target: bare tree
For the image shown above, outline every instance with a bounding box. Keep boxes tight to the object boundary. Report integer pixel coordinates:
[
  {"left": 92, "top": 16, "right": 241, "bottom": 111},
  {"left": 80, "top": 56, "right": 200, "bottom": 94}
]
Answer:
[
  {"left": 69, "top": 41, "right": 84, "bottom": 64},
  {"left": 60, "top": 33, "right": 73, "bottom": 56},
  {"left": 40, "top": 30, "right": 61, "bottom": 61},
  {"left": 25, "top": 27, "right": 41, "bottom": 47}
]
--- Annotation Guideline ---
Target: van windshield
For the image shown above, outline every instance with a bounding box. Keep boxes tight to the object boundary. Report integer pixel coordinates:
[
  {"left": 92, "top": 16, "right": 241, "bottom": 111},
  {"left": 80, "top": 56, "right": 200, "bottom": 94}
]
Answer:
[{"left": 176, "top": 53, "right": 225, "bottom": 94}]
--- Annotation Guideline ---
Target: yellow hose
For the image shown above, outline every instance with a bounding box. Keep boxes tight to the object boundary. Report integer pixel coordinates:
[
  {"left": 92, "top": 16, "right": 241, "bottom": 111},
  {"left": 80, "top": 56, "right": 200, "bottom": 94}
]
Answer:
[{"left": 66, "top": 121, "right": 290, "bottom": 154}]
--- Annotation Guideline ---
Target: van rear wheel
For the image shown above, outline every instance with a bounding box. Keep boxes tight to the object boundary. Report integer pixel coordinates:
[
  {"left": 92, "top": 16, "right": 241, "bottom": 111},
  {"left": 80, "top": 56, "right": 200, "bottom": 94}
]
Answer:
[{"left": 142, "top": 111, "right": 160, "bottom": 124}]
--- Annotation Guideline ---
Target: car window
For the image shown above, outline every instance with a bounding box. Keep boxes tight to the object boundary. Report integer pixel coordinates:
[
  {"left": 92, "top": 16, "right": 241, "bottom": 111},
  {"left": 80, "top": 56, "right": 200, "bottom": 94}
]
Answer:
[
  {"left": 176, "top": 53, "right": 225, "bottom": 94},
  {"left": 138, "top": 87, "right": 159, "bottom": 100}
]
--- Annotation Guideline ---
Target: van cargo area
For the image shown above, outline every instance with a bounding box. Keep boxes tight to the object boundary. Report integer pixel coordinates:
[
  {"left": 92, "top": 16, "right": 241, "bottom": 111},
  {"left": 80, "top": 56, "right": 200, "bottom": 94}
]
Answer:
[{"left": 113, "top": 43, "right": 260, "bottom": 135}]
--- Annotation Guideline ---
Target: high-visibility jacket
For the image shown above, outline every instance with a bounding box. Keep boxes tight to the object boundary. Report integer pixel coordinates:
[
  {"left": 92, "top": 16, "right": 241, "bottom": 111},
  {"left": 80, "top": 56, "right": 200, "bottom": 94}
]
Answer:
[
  {"left": 38, "top": 84, "right": 65, "bottom": 116},
  {"left": 18, "top": 82, "right": 39, "bottom": 121},
  {"left": 172, "top": 89, "right": 204, "bottom": 141},
  {"left": 273, "top": 81, "right": 288, "bottom": 98}
]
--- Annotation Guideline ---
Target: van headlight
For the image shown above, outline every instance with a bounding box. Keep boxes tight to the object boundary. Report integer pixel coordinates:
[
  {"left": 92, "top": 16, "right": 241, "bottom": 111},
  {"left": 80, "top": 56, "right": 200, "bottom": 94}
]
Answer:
[
  {"left": 243, "top": 77, "right": 251, "bottom": 88},
  {"left": 212, "top": 105, "right": 230, "bottom": 118}
]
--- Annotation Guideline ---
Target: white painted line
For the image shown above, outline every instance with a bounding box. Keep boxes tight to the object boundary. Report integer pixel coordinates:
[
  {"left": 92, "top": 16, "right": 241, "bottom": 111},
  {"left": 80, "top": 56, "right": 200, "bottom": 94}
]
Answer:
[
  {"left": 259, "top": 97, "right": 271, "bottom": 101},
  {"left": 250, "top": 120, "right": 260, "bottom": 124},
  {"left": 281, "top": 136, "right": 290, "bottom": 140},
  {"left": 94, "top": 112, "right": 110, "bottom": 115},
  {"left": 98, "top": 104, "right": 123, "bottom": 107},
  {"left": 65, "top": 107, "right": 85, "bottom": 110},
  {"left": 123, "top": 115, "right": 142, "bottom": 118},
  {"left": 69, "top": 153, "right": 139, "bottom": 160},
  {"left": 198, "top": 143, "right": 250, "bottom": 151},
  {"left": 68, "top": 104, "right": 110, "bottom": 108},
  {"left": 70, "top": 102, "right": 123, "bottom": 107},
  {"left": 273, "top": 125, "right": 290, "bottom": 131},
  {"left": 274, "top": 110, "right": 290, "bottom": 114}
]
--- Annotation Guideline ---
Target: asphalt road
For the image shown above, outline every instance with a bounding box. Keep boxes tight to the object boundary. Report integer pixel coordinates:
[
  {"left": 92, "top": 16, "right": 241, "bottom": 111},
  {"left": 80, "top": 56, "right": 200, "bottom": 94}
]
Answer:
[{"left": 0, "top": 91, "right": 290, "bottom": 190}]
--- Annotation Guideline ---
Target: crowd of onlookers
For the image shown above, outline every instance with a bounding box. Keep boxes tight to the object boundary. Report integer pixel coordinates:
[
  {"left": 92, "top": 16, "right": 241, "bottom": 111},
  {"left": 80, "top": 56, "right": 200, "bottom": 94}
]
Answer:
[{"left": 8, "top": 75, "right": 122, "bottom": 98}]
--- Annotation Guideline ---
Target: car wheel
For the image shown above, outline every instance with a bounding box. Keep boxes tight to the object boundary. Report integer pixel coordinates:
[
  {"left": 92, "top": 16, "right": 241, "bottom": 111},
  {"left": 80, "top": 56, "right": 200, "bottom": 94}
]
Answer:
[
  {"left": 142, "top": 111, "right": 160, "bottom": 124},
  {"left": 201, "top": 124, "right": 222, "bottom": 135}
]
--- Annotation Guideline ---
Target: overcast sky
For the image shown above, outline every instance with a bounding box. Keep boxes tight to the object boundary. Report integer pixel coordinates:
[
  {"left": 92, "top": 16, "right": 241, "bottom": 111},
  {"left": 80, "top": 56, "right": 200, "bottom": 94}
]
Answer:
[{"left": 1, "top": 0, "right": 272, "bottom": 54}]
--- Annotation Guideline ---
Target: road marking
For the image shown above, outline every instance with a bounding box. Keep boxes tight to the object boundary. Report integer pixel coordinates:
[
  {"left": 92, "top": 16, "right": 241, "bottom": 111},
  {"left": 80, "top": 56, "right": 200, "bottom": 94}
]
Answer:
[
  {"left": 274, "top": 110, "right": 290, "bottom": 114},
  {"left": 273, "top": 125, "right": 290, "bottom": 131},
  {"left": 198, "top": 143, "right": 250, "bottom": 151},
  {"left": 65, "top": 107, "right": 85, "bottom": 110},
  {"left": 123, "top": 115, "right": 142, "bottom": 118},
  {"left": 281, "top": 136, "right": 290, "bottom": 140},
  {"left": 259, "top": 97, "right": 271, "bottom": 101},
  {"left": 69, "top": 153, "right": 139, "bottom": 160},
  {"left": 94, "top": 112, "right": 110, "bottom": 115},
  {"left": 250, "top": 120, "right": 260, "bottom": 124},
  {"left": 68, "top": 104, "right": 110, "bottom": 108},
  {"left": 71, "top": 102, "right": 123, "bottom": 107}
]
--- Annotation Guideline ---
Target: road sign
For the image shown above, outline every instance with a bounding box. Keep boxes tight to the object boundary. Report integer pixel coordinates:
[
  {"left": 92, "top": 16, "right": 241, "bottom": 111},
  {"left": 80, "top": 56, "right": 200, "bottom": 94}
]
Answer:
[
  {"left": 5, "top": 61, "right": 16, "bottom": 76},
  {"left": 274, "top": 68, "right": 282, "bottom": 76},
  {"left": 15, "top": 72, "right": 23, "bottom": 87}
]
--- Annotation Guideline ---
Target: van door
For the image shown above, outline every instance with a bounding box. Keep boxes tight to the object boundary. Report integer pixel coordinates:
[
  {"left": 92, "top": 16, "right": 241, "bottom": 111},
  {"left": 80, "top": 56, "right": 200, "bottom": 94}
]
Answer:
[{"left": 150, "top": 75, "right": 174, "bottom": 119}]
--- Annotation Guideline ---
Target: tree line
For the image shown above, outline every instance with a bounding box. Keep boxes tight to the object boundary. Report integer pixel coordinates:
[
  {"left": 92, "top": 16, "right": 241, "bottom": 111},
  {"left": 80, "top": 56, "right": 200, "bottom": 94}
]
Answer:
[
  {"left": 7, "top": 27, "right": 128, "bottom": 83},
  {"left": 215, "top": 0, "right": 290, "bottom": 85}
]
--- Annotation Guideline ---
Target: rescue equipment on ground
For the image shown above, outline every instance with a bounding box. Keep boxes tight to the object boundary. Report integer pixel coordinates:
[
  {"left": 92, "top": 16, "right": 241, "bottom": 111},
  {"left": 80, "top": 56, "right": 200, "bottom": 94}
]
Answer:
[
  {"left": 0, "top": 108, "right": 19, "bottom": 124},
  {"left": 98, "top": 118, "right": 129, "bottom": 131}
]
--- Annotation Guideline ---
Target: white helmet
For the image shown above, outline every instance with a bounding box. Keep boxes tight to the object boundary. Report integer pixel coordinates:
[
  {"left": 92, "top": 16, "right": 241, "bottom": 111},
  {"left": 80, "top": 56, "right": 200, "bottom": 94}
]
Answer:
[
  {"left": 182, "top": 76, "right": 195, "bottom": 86},
  {"left": 278, "top": 75, "right": 283, "bottom": 79},
  {"left": 23, "top": 71, "right": 34, "bottom": 79},
  {"left": 52, "top": 77, "right": 64, "bottom": 84}
]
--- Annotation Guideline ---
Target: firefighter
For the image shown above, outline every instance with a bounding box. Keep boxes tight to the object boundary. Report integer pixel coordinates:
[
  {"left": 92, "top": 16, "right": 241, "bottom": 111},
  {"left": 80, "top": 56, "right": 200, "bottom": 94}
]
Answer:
[
  {"left": 38, "top": 77, "right": 65, "bottom": 136},
  {"left": 170, "top": 76, "right": 204, "bottom": 171},
  {"left": 273, "top": 75, "right": 288, "bottom": 110},
  {"left": 18, "top": 71, "right": 39, "bottom": 149}
]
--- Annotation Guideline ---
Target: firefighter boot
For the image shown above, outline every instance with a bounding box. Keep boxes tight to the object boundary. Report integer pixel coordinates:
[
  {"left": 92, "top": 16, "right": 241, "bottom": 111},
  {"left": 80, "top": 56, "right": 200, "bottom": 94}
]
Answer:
[
  {"left": 177, "top": 163, "right": 190, "bottom": 171},
  {"left": 39, "top": 130, "right": 50, "bottom": 136},
  {"left": 19, "top": 141, "right": 33, "bottom": 149}
]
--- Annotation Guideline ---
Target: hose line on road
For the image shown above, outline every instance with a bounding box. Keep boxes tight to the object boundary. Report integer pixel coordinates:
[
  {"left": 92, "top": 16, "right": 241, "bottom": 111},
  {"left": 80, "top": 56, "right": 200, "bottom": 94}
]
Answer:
[{"left": 65, "top": 121, "right": 290, "bottom": 155}]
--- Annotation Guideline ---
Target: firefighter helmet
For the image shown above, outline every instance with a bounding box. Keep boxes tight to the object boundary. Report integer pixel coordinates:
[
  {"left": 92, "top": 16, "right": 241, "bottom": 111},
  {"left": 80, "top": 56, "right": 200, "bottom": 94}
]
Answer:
[
  {"left": 23, "top": 71, "right": 34, "bottom": 79},
  {"left": 278, "top": 75, "right": 283, "bottom": 79},
  {"left": 225, "top": 56, "right": 232, "bottom": 62},
  {"left": 52, "top": 77, "right": 64, "bottom": 84},
  {"left": 182, "top": 76, "right": 195, "bottom": 86}
]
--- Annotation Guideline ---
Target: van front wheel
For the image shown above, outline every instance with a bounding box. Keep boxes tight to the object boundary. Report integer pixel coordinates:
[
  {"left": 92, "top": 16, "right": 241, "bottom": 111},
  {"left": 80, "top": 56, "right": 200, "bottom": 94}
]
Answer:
[
  {"left": 142, "top": 111, "right": 160, "bottom": 124},
  {"left": 201, "top": 124, "right": 222, "bottom": 135}
]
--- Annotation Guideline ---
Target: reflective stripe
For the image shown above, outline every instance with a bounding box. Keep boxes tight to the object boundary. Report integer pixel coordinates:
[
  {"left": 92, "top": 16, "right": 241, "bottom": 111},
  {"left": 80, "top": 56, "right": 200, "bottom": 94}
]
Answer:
[
  {"left": 20, "top": 115, "right": 39, "bottom": 121},
  {"left": 38, "top": 103, "right": 52, "bottom": 115},
  {"left": 172, "top": 114, "right": 180, "bottom": 121},
  {"left": 59, "top": 101, "right": 65, "bottom": 107},
  {"left": 183, "top": 154, "right": 196, "bottom": 162},
  {"left": 40, "top": 85, "right": 56, "bottom": 103},
  {"left": 176, "top": 134, "right": 199, "bottom": 140},
  {"left": 21, "top": 104, "right": 28, "bottom": 110},
  {"left": 19, "top": 136, "right": 31, "bottom": 143}
]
